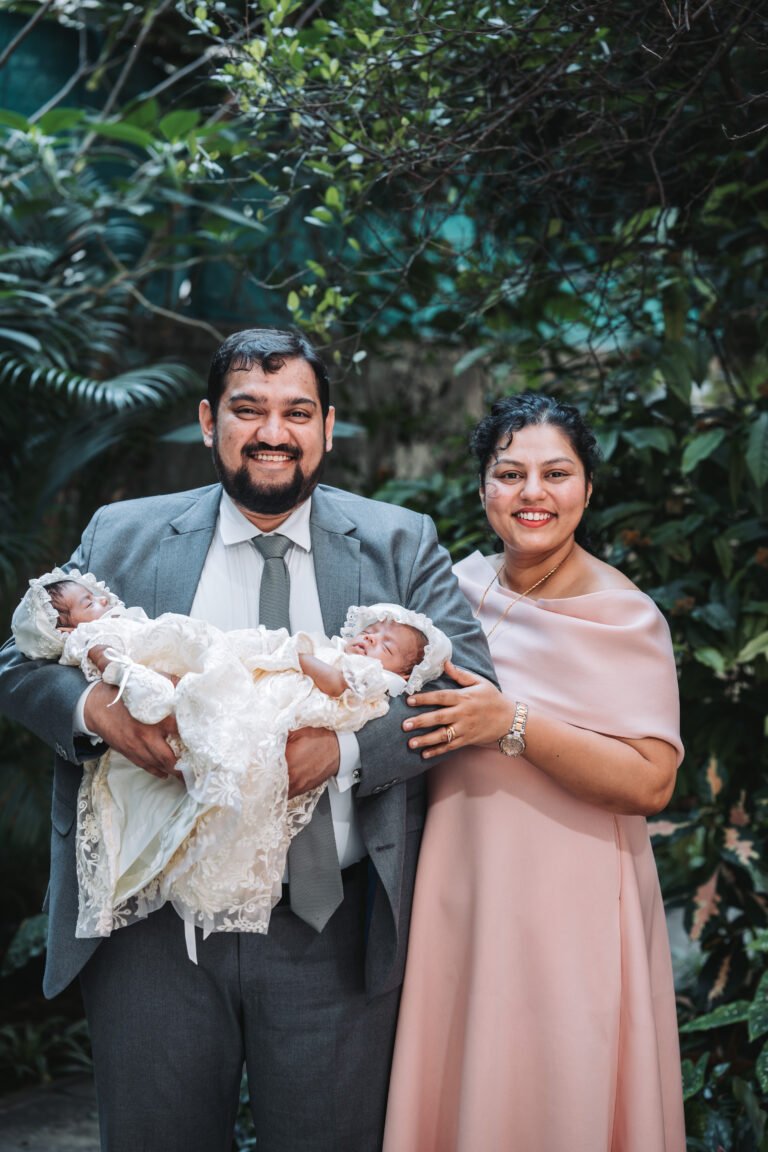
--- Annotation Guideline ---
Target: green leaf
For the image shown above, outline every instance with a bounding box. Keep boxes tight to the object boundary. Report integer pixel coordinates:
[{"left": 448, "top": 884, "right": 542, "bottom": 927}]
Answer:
[
  {"left": 0, "top": 914, "right": 48, "bottom": 975},
  {"left": 159, "top": 110, "right": 201, "bottom": 141},
  {"left": 0, "top": 328, "right": 42, "bottom": 353},
  {"left": 737, "top": 632, "right": 768, "bottom": 664},
  {"left": 681, "top": 1053, "right": 708, "bottom": 1101},
  {"left": 36, "top": 108, "right": 85, "bottom": 134},
  {"left": 713, "top": 534, "right": 734, "bottom": 579},
  {"left": 746, "top": 412, "right": 768, "bottom": 489},
  {"left": 594, "top": 428, "right": 619, "bottom": 461},
  {"left": 681, "top": 428, "right": 726, "bottom": 474},
  {"left": 692, "top": 602, "right": 735, "bottom": 632},
  {"left": 84, "top": 120, "right": 155, "bottom": 147},
  {"left": 757, "top": 1041, "right": 768, "bottom": 1095},
  {"left": 453, "top": 346, "right": 490, "bottom": 377},
  {"left": 693, "top": 647, "right": 727, "bottom": 675},
  {"left": 0, "top": 109, "right": 30, "bottom": 130},
  {"left": 679, "top": 1000, "right": 750, "bottom": 1032},
  {"left": 748, "top": 972, "right": 768, "bottom": 1042},
  {"left": 324, "top": 185, "right": 342, "bottom": 210},
  {"left": 621, "top": 427, "right": 675, "bottom": 454}
]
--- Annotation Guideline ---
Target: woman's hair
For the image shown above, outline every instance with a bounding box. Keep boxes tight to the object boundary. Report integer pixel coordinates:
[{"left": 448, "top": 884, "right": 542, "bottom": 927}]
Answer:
[{"left": 470, "top": 392, "right": 601, "bottom": 486}]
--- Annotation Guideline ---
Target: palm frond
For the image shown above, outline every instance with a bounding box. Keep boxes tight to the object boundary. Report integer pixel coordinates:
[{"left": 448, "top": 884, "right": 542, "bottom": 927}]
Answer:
[{"left": 0, "top": 354, "right": 198, "bottom": 409}]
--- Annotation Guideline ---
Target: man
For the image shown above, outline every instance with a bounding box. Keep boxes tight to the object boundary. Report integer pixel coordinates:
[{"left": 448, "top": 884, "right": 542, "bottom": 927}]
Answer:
[{"left": 0, "top": 329, "right": 495, "bottom": 1151}]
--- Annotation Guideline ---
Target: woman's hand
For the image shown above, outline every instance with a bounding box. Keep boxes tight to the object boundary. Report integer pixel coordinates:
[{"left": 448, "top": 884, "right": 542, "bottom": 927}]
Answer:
[{"left": 403, "top": 660, "right": 514, "bottom": 760}]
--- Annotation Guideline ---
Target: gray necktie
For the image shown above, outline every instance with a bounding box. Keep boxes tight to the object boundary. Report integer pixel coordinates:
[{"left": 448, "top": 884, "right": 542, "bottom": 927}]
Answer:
[{"left": 251, "top": 534, "right": 343, "bottom": 931}]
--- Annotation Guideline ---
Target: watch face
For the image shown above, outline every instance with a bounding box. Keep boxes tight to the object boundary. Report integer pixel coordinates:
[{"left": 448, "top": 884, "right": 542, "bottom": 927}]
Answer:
[{"left": 499, "top": 732, "right": 525, "bottom": 757}]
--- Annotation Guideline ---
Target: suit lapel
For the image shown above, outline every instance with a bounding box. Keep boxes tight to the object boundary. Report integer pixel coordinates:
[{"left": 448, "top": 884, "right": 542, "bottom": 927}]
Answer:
[
  {"left": 154, "top": 486, "right": 221, "bottom": 615},
  {"left": 310, "top": 488, "right": 361, "bottom": 637}
]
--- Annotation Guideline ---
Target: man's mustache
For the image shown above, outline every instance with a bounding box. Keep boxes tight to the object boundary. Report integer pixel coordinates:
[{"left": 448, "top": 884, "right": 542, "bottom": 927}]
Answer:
[{"left": 242, "top": 442, "right": 301, "bottom": 460}]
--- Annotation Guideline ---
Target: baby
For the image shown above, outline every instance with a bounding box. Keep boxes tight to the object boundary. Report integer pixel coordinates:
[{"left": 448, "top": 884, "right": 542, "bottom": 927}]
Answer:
[{"left": 13, "top": 569, "right": 451, "bottom": 953}]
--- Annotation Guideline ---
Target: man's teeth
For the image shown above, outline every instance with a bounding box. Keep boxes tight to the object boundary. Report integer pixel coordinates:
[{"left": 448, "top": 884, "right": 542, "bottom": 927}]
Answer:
[{"left": 517, "top": 511, "right": 552, "bottom": 521}]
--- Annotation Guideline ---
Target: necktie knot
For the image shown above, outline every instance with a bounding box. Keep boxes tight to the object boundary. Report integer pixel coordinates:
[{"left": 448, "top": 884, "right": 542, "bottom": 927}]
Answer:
[{"left": 251, "top": 533, "right": 291, "bottom": 561}]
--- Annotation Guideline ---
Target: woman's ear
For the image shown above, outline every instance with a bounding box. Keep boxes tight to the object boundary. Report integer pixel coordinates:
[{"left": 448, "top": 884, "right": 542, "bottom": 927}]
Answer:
[{"left": 479, "top": 486, "right": 486, "bottom": 508}]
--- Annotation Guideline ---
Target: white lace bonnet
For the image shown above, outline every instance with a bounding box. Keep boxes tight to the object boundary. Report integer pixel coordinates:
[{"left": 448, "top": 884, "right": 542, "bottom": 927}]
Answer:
[
  {"left": 11, "top": 568, "right": 124, "bottom": 660},
  {"left": 340, "top": 602, "right": 452, "bottom": 695}
]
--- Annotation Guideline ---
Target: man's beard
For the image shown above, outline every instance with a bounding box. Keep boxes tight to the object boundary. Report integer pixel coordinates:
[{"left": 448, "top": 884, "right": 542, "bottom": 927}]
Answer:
[{"left": 212, "top": 436, "right": 326, "bottom": 516}]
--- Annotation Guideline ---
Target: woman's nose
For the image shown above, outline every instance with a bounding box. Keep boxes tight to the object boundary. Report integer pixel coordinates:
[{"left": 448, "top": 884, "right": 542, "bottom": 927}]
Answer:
[{"left": 520, "top": 471, "right": 545, "bottom": 499}]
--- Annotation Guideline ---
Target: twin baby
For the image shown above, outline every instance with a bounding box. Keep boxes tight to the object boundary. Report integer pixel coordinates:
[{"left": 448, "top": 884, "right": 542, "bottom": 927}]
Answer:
[{"left": 13, "top": 569, "right": 451, "bottom": 950}]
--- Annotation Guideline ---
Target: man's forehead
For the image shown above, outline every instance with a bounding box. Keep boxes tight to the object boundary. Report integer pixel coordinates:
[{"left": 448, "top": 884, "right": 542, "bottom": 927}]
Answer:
[{"left": 222, "top": 360, "right": 321, "bottom": 401}]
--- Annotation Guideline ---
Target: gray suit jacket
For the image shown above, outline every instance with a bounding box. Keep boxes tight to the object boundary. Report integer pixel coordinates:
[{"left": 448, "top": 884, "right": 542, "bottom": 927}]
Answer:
[{"left": 0, "top": 483, "right": 495, "bottom": 999}]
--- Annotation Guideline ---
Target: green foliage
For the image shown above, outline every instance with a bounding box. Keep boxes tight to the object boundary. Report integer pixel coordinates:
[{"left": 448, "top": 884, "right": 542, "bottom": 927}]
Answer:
[
  {"left": 199, "top": 0, "right": 768, "bottom": 372},
  {"left": 0, "top": 1016, "right": 91, "bottom": 1091},
  {"left": 234, "top": 1072, "right": 257, "bottom": 1150},
  {"left": 1, "top": 915, "right": 49, "bottom": 978}
]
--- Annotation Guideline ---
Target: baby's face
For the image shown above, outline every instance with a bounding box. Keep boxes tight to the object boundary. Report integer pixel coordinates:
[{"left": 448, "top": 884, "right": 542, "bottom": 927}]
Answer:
[
  {"left": 345, "top": 620, "right": 424, "bottom": 678},
  {"left": 56, "top": 585, "right": 111, "bottom": 631}
]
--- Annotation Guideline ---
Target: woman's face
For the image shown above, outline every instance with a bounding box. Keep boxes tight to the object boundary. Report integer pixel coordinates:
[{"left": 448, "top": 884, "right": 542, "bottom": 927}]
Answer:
[{"left": 480, "top": 422, "right": 592, "bottom": 559}]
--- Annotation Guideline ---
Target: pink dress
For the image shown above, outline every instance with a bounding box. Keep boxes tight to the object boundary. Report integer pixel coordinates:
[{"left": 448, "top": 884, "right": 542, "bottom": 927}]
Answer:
[{"left": 384, "top": 552, "right": 686, "bottom": 1152}]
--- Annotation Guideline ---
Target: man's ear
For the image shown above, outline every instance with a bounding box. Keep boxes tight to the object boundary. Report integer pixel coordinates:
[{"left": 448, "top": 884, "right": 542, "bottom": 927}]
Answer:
[
  {"left": 199, "top": 399, "right": 214, "bottom": 448},
  {"left": 324, "top": 406, "right": 335, "bottom": 452}
]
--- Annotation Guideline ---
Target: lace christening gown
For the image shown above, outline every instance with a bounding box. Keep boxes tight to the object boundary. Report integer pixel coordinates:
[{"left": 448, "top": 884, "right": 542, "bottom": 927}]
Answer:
[{"left": 62, "top": 611, "right": 392, "bottom": 940}]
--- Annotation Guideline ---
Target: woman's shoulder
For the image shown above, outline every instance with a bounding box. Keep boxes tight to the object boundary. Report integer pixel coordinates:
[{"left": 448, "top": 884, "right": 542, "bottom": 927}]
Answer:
[{"left": 570, "top": 551, "right": 638, "bottom": 595}]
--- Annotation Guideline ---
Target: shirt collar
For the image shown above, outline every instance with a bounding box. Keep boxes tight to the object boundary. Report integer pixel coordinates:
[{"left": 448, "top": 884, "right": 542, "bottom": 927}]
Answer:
[{"left": 218, "top": 490, "right": 313, "bottom": 552}]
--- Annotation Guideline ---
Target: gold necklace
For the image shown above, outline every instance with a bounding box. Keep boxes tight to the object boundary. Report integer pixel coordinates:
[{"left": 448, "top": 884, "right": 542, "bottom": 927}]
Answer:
[{"left": 475, "top": 549, "right": 573, "bottom": 642}]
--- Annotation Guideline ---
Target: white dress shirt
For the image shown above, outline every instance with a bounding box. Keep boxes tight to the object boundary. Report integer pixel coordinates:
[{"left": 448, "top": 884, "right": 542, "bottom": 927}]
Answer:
[{"left": 190, "top": 492, "right": 365, "bottom": 868}]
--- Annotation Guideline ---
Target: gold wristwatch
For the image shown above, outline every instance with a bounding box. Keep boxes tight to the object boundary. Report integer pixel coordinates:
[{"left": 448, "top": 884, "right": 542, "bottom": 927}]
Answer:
[{"left": 498, "top": 701, "right": 529, "bottom": 757}]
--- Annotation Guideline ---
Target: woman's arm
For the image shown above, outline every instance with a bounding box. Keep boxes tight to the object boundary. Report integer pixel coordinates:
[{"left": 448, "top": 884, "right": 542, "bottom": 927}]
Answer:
[{"left": 403, "top": 661, "right": 678, "bottom": 817}]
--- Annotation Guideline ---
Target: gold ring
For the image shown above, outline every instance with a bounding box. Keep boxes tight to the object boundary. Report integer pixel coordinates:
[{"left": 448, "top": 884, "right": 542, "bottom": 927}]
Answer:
[{"left": 445, "top": 725, "right": 456, "bottom": 744}]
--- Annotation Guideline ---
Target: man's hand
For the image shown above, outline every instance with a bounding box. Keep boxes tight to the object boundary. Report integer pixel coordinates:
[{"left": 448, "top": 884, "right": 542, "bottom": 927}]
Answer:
[
  {"left": 83, "top": 681, "right": 182, "bottom": 779},
  {"left": 285, "top": 727, "right": 340, "bottom": 798}
]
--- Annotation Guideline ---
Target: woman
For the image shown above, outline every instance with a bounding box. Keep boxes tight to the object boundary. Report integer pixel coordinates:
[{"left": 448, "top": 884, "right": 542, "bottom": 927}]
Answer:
[{"left": 384, "top": 394, "right": 685, "bottom": 1152}]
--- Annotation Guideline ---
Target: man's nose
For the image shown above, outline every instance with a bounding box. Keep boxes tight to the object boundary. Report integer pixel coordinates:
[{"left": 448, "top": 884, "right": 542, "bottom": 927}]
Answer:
[{"left": 257, "top": 411, "right": 288, "bottom": 442}]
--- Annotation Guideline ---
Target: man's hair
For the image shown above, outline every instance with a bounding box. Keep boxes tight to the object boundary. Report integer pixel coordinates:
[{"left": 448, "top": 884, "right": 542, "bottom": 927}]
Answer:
[
  {"left": 45, "top": 579, "right": 81, "bottom": 625},
  {"left": 207, "top": 328, "right": 331, "bottom": 418}
]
